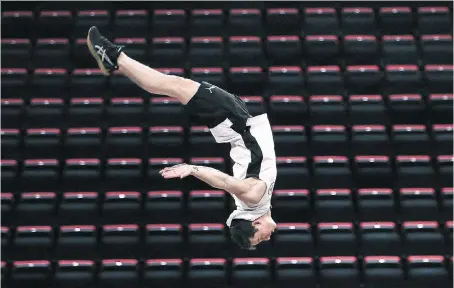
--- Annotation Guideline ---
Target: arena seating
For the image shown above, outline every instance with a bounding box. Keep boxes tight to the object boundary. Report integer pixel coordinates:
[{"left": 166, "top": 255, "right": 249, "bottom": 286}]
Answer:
[{"left": 1, "top": 2, "right": 453, "bottom": 288}]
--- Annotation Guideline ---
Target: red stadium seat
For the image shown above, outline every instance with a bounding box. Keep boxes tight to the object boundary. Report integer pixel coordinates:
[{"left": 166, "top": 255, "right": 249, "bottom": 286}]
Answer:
[
  {"left": 319, "top": 256, "right": 360, "bottom": 288},
  {"left": 34, "top": 38, "right": 70, "bottom": 68},
  {"left": 363, "top": 256, "right": 404, "bottom": 288},
  {"left": 16, "top": 192, "right": 57, "bottom": 226},
  {"left": 26, "top": 98, "right": 65, "bottom": 128},
  {"left": 418, "top": 6, "right": 452, "bottom": 34},
  {"left": 275, "top": 257, "right": 316, "bottom": 287},
  {"left": 55, "top": 225, "right": 97, "bottom": 259},
  {"left": 103, "top": 191, "right": 142, "bottom": 224},
  {"left": 232, "top": 258, "right": 271, "bottom": 288},
  {"left": 311, "top": 126, "right": 348, "bottom": 156},
  {"left": 106, "top": 127, "right": 144, "bottom": 158},
  {"left": 304, "top": 8, "right": 339, "bottom": 35},
  {"left": 150, "top": 37, "right": 186, "bottom": 68},
  {"left": 399, "top": 188, "right": 438, "bottom": 221},
  {"left": 22, "top": 159, "right": 60, "bottom": 192},
  {"left": 354, "top": 156, "right": 393, "bottom": 188},
  {"left": 382, "top": 35, "right": 418, "bottom": 65},
  {"left": 274, "top": 223, "right": 314, "bottom": 257},
  {"left": 24, "top": 128, "right": 61, "bottom": 159},
  {"left": 420, "top": 34, "right": 453, "bottom": 64},
  {"left": 144, "top": 224, "right": 184, "bottom": 258},
  {"left": 190, "top": 9, "right": 224, "bottom": 36},
  {"left": 343, "top": 35, "right": 379, "bottom": 65},
  {"left": 269, "top": 95, "right": 306, "bottom": 125},
  {"left": 188, "top": 190, "right": 227, "bottom": 223},
  {"left": 55, "top": 260, "right": 96, "bottom": 288},
  {"left": 272, "top": 190, "right": 311, "bottom": 222},
  {"left": 266, "top": 35, "right": 302, "bottom": 66},
  {"left": 275, "top": 157, "right": 309, "bottom": 189},
  {"left": 62, "top": 158, "right": 101, "bottom": 191},
  {"left": 313, "top": 156, "right": 352, "bottom": 189},
  {"left": 149, "top": 126, "right": 184, "bottom": 158},
  {"left": 188, "top": 224, "right": 228, "bottom": 258},
  {"left": 359, "top": 222, "right": 401, "bottom": 256},
  {"left": 13, "top": 226, "right": 54, "bottom": 260},
  {"left": 99, "top": 259, "right": 139, "bottom": 288},
  {"left": 314, "top": 189, "right": 354, "bottom": 222},
  {"left": 266, "top": 8, "right": 300, "bottom": 35},
  {"left": 267, "top": 66, "right": 304, "bottom": 96},
  {"left": 1, "top": 129, "right": 21, "bottom": 159},
  {"left": 228, "top": 36, "right": 264, "bottom": 67},
  {"left": 1, "top": 98, "right": 24, "bottom": 129},
  {"left": 429, "top": 94, "right": 453, "bottom": 124},
  {"left": 379, "top": 7, "right": 413, "bottom": 34},
  {"left": 188, "top": 258, "right": 227, "bottom": 287},
  {"left": 189, "top": 37, "right": 224, "bottom": 67},
  {"left": 1, "top": 38, "right": 31, "bottom": 68},
  {"left": 228, "top": 9, "right": 263, "bottom": 36},
  {"left": 145, "top": 191, "right": 183, "bottom": 224},
  {"left": 407, "top": 255, "right": 450, "bottom": 288},
  {"left": 305, "top": 35, "right": 339, "bottom": 65},
  {"left": 152, "top": 9, "right": 187, "bottom": 37},
  {"left": 65, "top": 127, "right": 102, "bottom": 158},
  {"left": 341, "top": 7, "right": 376, "bottom": 35},
  {"left": 38, "top": 10, "right": 72, "bottom": 37},
  {"left": 144, "top": 259, "right": 183, "bottom": 287},
  {"left": 2, "top": 11, "right": 34, "bottom": 38},
  {"left": 100, "top": 224, "right": 141, "bottom": 259},
  {"left": 345, "top": 65, "right": 382, "bottom": 93},
  {"left": 309, "top": 96, "right": 346, "bottom": 125},
  {"left": 306, "top": 65, "right": 343, "bottom": 95},
  {"left": 59, "top": 192, "right": 99, "bottom": 225},
  {"left": 357, "top": 189, "right": 396, "bottom": 222},
  {"left": 317, "top": 222, "right": 356, "bottom": 256},
  {"left": 272, "top": 126, "right": 308, "bottom": 157},
  {"left": 107, "top": 98, "right": 144, "bottom": 126},
  {"left": 402, "top": 221, "right": 445, "bottom": 255},
  {"left": 10, "top": 260, "right": 52, "bottom": 287}
]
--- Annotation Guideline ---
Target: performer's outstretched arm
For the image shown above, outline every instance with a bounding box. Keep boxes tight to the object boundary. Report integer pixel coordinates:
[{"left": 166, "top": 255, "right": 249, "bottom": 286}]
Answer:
[{"left": 160, "top": 164, "right": 267, "bottom": 204}]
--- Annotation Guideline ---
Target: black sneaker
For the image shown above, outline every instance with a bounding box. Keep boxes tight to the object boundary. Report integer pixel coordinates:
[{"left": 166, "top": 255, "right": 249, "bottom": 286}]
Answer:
[{"left": 87, "top": 26, "right": 124, "bottom": 76}]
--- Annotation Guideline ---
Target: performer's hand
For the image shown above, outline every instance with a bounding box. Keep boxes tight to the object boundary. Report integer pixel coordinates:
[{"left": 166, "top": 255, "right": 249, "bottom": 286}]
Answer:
[{"left": 160, "top": 163, "right": 193, "bottom": 179}]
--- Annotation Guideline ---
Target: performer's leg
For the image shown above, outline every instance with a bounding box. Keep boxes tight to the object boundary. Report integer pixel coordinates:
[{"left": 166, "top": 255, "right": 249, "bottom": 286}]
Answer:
[
  {"left": 87, "top": 26, "right": 199, "bottom": 104},
  {"left": 117, "top": 53, "right": 199, "bottom": 104}
]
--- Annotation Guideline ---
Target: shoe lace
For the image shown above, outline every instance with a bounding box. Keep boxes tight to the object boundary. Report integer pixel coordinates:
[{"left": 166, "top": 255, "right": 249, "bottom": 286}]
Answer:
[{"left": 101, "top": 37, "right": 118, "bottom": 49}]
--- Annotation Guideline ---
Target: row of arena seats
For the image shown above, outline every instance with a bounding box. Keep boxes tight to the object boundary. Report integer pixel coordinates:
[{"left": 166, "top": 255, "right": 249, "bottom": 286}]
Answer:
[
  {"left": 2, "top": 125, "right": 453, "bottom": 159},
  {"left": 2, "top": 66, "right": 452, "bottom": 100},
  {"left": 2, "top": 95, "right": 453, "bottom": 129},
  {"left": 2, "top": 34, "right": 453, "bottom": 69},
  {"left": 2, "top": 256, "right": 452, "bottom": 288},
  {"left": 2, "top": 188, "right": 452, "bottom": 225},
  {"left": 2, "top": 7, "right": 452, "bottom": 38},
  {"left": 2, "top": 221, "right": 452, "bottom": 260},
  {"left": 1, "top": 155, "right": 453, "bottom": 191}
]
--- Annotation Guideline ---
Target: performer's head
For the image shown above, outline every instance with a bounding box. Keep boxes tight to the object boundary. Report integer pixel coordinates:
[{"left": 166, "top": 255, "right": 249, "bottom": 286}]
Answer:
[{"left": 230, "top": 213, "right": 276, "bottom": 250}]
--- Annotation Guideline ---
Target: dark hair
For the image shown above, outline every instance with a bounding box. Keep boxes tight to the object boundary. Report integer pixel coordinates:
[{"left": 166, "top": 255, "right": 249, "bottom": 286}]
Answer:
[{"left": 229, "top": 219, "right": 257, "bottom": 250}]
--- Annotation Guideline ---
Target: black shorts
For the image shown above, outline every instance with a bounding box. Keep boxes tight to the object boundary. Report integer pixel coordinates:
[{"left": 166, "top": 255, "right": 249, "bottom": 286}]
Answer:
[
  {"left": 185, "top": 82, "right": 277, "bottom": 193},
  {"left": 184, "top": 81, "right": 251, "bottom": 133}
]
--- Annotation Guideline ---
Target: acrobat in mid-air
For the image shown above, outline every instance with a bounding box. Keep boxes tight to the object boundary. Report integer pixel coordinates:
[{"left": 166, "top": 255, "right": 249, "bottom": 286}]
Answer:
[{"left": 87, "top": 26, "right": 277, "bottom": 249}]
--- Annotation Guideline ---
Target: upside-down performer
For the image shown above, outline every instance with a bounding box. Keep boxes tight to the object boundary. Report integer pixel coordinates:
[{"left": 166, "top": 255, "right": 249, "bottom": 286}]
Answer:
[{"left": 87, "top": 26, "right": 277, "bottom": 249}]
